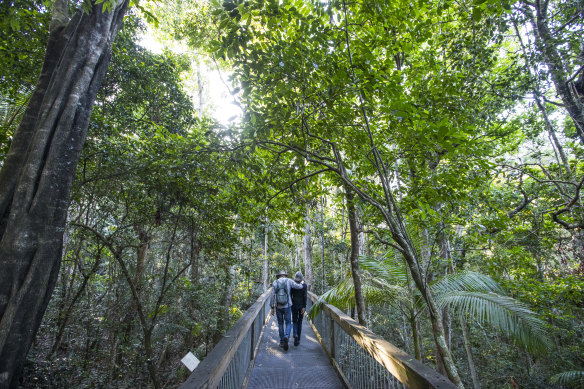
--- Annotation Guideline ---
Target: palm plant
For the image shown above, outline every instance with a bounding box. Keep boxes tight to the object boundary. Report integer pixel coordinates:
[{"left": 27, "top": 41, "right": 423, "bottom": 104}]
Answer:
[
  {"left": 309, "top": 254, "right": 551, "bottom": 384},
  {"left": 550, "top": 370, "right": 584, "bottom": 388}
]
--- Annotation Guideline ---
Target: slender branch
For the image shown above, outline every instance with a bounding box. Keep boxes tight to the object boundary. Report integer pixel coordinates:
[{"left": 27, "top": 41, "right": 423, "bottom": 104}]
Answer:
[
  {"left": 266, "top": 168, "right": 333, "bottom": 206},
  {"left": 542, "top": 97, "right": 565, "bottom": 107},
  {"left": 551, "top": 174, "right": 584, "bottom": 229},
  {"left": 508, "top": 174, "right": 534, "bottom": 218},
  {"left": 366, "top": 229, "right": 405, "bottom": 254}
]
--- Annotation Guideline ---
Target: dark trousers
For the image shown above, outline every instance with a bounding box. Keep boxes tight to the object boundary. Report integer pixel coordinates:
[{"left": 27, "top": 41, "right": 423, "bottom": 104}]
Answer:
[{"left": 291, "top": 305, "right": 304, "bottom": 339}]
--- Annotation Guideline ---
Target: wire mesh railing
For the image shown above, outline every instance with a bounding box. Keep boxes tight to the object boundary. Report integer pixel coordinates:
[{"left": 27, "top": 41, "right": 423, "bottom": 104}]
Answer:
[
  {"left": 180, "top": 288, "right": 272, "bottom": 389},
  {"left": 306, "top": 291, "right": 458, "bottom": 389}
]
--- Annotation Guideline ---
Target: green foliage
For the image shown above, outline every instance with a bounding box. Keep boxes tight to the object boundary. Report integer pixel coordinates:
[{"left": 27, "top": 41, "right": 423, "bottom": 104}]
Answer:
[
  {"left": 4, "top": 0, "right": 583, "bottom": 386},
  {"left": 550, "top": 371, "right": 584, "bottom": 388},
  {"left": 0, "top": 90, "right": 30, "bottom": 163},
  {"left": 0, "top": 0, "right": 50, "bottom": 97}
]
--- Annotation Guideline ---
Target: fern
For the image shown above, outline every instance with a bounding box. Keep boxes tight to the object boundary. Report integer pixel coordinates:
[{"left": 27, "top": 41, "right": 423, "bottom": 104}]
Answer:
[{"left": 550, "top": 371, "right": 584, "bottom": 387}]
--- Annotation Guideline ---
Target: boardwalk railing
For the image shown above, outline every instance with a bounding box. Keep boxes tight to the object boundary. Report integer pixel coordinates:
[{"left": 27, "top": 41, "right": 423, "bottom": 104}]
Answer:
[
  {"left": 307, "top": 291, "right": 457, "bottom": 389},
  {"left": 180, "top": 288, "right": 272, "bottom": 389}
]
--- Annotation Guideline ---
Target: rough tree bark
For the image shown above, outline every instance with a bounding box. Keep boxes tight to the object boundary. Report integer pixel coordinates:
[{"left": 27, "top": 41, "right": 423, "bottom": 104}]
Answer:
[{"left": 0, "top": 1, "right": 128, "bottom": 387}]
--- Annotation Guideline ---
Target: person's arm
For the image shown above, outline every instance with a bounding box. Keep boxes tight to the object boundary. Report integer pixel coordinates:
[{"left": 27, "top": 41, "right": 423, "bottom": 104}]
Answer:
[
  {"left": 301, "top": 284, "right": 307, "bottom": 314},
  {"left": 270, "top": 282, "right": 275, "bottom": 315},
  {"left": 289, "top": 279, "right": 304, "bottom": 289}
]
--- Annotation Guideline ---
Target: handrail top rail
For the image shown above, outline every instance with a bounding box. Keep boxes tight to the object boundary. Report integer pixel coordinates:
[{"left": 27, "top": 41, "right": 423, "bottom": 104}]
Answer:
[
  {"left": 180, "top": 288, "right": 272, "bottom": 389},
  {"left": 308, "top": 291, "right": 457, "bottom": 389}
]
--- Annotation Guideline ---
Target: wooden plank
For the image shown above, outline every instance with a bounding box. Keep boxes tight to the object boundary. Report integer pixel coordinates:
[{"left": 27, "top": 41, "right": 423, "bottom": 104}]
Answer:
[
  {"left": 180, "top": 289, "right": 272, "bottom": 389},
  {"left": 308, "top": 292, "right": 458, "bottom": 389}
]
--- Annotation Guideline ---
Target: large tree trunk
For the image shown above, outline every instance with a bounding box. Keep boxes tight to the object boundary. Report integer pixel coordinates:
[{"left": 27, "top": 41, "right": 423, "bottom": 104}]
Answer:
[
  {"left": 345, "top": 186, "right": 367, "bottom": 326},
  {"left": 0, "top": 2, "right": 128, "bottom": 387}
]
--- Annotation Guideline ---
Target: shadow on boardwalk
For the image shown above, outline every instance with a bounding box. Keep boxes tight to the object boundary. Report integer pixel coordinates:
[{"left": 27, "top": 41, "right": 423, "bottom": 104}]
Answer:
[{"left": 246, "top": 315, "right": 345, "bottom": 389}]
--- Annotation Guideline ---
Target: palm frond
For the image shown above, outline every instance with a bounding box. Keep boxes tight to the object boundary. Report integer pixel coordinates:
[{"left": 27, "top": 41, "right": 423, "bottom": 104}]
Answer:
[
  {"left": 360, "top": 255, "right": 408, "bottom": 285},
  {"left": 431, "top": 271, "right": 505, "bottom": 295},
  {"left": 1, "top": 90, "right": 31, "bottom": 162},
  {"left": 0, "top": 90, "right": 30, "bottom": 130},
  {"left": 437, "top": 291, "right": 552, "bottom": 353},
  {"left": 308, "top": 278, "right": 355, "bottom": 320},
  {"left": 307, "top": 274, "right": 408, "bottom": 320},
  {"left": 403, "top": 222, "right": 425, "bottom": 260},
  {"left": 550, "top": 371, "right": 584, "bottom": 387}
]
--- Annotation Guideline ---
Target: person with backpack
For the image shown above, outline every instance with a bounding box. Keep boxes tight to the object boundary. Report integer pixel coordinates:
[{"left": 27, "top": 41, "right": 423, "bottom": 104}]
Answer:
[
  {"left": 290, "top": 271, "right": 308, "bottom": 346},
  {"left": 270, "top": 270, "right": 304, "bottom": 350}
]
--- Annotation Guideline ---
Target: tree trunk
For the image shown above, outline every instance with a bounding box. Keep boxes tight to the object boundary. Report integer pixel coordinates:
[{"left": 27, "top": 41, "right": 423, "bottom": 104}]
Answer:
[
  {"left": 437, "top": 232, "right": 453, "bottom": 375},
  {"left": 574, "top": 230, "right": 584, "bottom": 278},
  {"left": 528, "top": 2, "right": 584, "bottom": 144},
  {"left": 304, "top": 205, "right": 313, "bottom": 290},
  {"left": 196, "top": 62, "right": 204, "bottom": 118},
  {"left": 214, "top": 264, "right": 236, "bottom": 344},
  {"left": 190, "top": 235, "right": 202, "bottom": 286},
  {"left": 134, "top": 225, "right": 150, "bottom": 291},
  {"left": 263, "top": 216, "right": 269, "bottom": 290},
  {"left": 345, "top": 186, "right": 367, "bottom": 326},
  {"left": 461, "top": 315, "right": 481, "bottom": 389},
  {"left": 534, "top": 96, "right": 572, "bottom": 177},
  {"left": 320, "top": 197, "right": 326, "bottom": 293},
  {"left": 0, "top": 2, "right": 128, "bottom": 387},
  {"left": 409, "top": 312, "right": 422, "bottom": 360}
]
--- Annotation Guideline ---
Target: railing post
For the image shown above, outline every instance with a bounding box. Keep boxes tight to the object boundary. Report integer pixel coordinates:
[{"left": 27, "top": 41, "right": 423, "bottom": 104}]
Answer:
[
  {"left": 250, "top": 320, "right": 255, "bottom": 360},
  {"left": 330, "top": 317, "right": 335, "bottom": 359}
]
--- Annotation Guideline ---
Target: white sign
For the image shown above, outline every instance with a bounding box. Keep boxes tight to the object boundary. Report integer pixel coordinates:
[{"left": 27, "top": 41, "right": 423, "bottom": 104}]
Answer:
[{"left": 181, "top": 352, "right": 200, "bottom": 372}]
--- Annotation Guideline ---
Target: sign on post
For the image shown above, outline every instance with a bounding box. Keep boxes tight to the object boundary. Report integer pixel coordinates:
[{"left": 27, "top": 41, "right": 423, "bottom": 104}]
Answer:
[{"left": 181, "top": 352, "right": 200, "bottom": 372}]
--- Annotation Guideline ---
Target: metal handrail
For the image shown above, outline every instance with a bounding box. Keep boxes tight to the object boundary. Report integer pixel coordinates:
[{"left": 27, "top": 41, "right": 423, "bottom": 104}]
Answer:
[
  {"left": 180, "top": 288, "right": 272, "bottom": 389},
  {"left": 307, "top": 291, "right": 457, "bottom": 389}
]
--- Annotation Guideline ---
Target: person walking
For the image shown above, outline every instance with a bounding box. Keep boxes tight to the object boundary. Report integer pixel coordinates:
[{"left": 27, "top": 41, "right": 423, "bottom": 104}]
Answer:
[
  {"left": 270, "top": 270, "right": 304, "bottom": 350},
  {"left": 291, "top": 271, "right": 308, "bottom": 346}
]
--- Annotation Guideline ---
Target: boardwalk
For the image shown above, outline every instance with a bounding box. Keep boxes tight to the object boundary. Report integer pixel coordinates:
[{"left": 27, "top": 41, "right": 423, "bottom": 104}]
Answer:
[{"left": 246, "top": 314, "right": 345, "bottom": 389}]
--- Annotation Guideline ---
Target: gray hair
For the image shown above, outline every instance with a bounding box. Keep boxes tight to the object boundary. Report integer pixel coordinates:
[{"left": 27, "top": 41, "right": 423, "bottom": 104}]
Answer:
[{"left": 294, "top": 271, "right": 304, "bottom": 282}]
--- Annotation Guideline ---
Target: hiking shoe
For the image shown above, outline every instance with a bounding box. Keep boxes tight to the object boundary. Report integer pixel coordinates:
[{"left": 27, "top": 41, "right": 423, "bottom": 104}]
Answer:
[
  {"left": 283, "top": 337, "right": 289, "bottom": 351},
  {"left": 294, "top": 337, "right": 300, "bottom": 346},
  {"left": 279, "top": 340, "right": 285, "bottom": 348}
]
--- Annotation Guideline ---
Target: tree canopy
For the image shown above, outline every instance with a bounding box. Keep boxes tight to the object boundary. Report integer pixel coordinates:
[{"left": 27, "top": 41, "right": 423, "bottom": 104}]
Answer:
[{"left": 1, "top": 0, "right": 584, "bottom": 387}]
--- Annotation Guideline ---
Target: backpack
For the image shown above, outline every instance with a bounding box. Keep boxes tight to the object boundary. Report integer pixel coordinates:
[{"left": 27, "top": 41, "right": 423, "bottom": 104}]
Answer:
[{"left": 275, "top": 279, "right": 289, "bottom": 307}]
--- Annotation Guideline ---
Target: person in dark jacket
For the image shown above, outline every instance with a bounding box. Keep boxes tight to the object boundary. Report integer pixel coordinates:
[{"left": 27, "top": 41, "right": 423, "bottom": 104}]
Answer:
[
  {"left": 270, "top": 270, "right": 304, "bottom": 350},
  {"left": 290, "top": 271, "right": 308, "bottom": 346}
]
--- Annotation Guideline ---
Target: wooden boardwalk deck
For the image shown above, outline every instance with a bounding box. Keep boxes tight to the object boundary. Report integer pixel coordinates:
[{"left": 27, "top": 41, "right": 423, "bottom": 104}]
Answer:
[{"left": 246, "top": 314, "right": 345, "bottom": 389}]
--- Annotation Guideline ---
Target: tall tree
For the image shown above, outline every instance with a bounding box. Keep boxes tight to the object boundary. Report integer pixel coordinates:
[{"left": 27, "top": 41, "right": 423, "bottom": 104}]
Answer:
[{"left": 0, "top": 1, "right": 128, "bottom": 386}]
